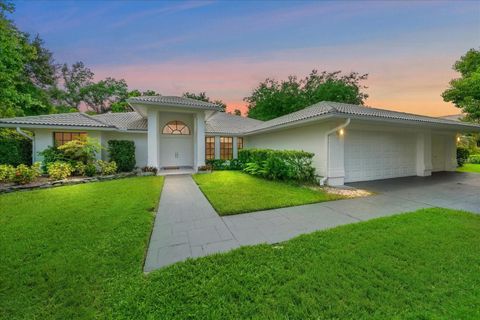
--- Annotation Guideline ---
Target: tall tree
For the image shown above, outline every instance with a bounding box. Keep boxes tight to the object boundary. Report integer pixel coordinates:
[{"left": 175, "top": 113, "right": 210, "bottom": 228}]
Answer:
[
  {"left": 0, "top": 1, "right": 55, "bottom": 117},
  {"left": 60, "top": 62, "right": 94, "bottom": 110},
  {"left": 81, "top": 77, "right": 128, "bottom": 114},
  {"left": 442, "top": 48, "right": 480, "bottom": 123},
  {"left": 110, "top": 89, "right": 159, "bottom": 113},
  {"left": 182, "top": 91, "right": 227, "bottom": 112},
  {"left": 245, "top": 69, "right": 368, "bottom": 121}
]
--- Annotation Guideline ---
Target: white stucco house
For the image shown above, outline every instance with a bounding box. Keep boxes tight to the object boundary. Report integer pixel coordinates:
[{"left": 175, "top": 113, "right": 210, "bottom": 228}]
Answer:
[{"left": 1, "top": 96, "right": 479, "bottom": 185}]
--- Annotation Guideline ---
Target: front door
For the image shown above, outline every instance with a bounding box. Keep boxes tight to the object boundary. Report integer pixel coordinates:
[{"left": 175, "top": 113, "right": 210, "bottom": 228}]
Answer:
[{"left": 160, "top": 136, "right": 194, "bottom": 168}]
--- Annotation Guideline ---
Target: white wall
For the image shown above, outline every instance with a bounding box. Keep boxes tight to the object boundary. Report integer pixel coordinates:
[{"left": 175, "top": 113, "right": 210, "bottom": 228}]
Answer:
[
  {"left": 432, "top": 133, "right": 457, "bottom": 171},
  {"left": 246, "top": 121, "right": 340, "bottom": 177}
]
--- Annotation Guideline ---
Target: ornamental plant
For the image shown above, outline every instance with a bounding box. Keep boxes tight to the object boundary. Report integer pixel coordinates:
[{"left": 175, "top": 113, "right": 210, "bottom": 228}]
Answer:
[
  {"left": 0, "top": 164, "right": 15, "bottom": 183},
  {"left": 58, "top": 137, "right": 101, "bottom": 164},
  {"left": 107, "top": 140, "right": 135, "bottom": 172},
  {"left": 47, "top": 162, "right": 73, "bottom": 180},
  {"left": 12, "top": 163, "right": 41, "bottom": 185},
  {"left": 96, "top": 160, "right": 117, "bottom": 175}
]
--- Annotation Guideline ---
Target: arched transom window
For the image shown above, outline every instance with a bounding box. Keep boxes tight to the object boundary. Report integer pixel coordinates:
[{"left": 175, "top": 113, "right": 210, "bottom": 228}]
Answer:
[{"left": 162, "top": 120, "right": 190, "bottom": 135}]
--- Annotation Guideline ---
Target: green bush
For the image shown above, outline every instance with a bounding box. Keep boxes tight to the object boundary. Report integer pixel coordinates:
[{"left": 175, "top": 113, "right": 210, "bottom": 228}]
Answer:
[
  {"left": 239, "top": 148, "right": 316, "bottom": 182},
  {"left": 11, "top": 163, "right": 41, "bottom": 185},
  {"left": 0, "top": 129, "right": 32, "bottom": 166},
  {"left": 73, "top": 162, "right": 86, "bottom": 176},
  {"left": 0, "top": 164, "right": 15, "bottom": 183},
  {"left": 206, "top": 158, "right": 243, "bottom": 170},
  {"left": 85, "top": 163, "right": 97, "bottom": 177},
  {"left": 47, "top": 162, "right": 73, "bottom": 180},
  {"left": 97, "top": 160, "right": 118, "bottom": 175},
  {"left": 468, "top": 154, "right": 480, "bottom": 164},
  {"left": 38, "top": 146, "right": 66, "bottom": 172},
  {"left": 107, "top": 140, "right": 135, "bottom": 172},
  {"left": 457, "top": 147, "right": 470, "bottom": 167},
  {"left": 58, "top": 137, "right": 101, "bottom": 163}
]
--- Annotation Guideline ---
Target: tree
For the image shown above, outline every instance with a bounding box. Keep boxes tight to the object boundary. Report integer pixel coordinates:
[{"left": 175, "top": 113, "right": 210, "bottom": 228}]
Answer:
[
  {"left": 110, "top": 89, "right": 160, "bottom": 113},
  {"left": 442, "top": 48, "right": 480, "bottom": 123},
  {"left": 182, "top": 91, "right": 227, "bottom": 112},
  {"left": 233, "top": 109, "right": 242, "bottom": 116},
  {"left": 81, "top": 77, "right": 128, "bottom": 114},
  {"left": 60, "top": 62, "right": 94, "bottom": 110},
  {"left": 245, "top": 69, "right": 368, "bottom": 121},
  {"left": 0, "top": 1, "right": 55, "bottom": 117}
]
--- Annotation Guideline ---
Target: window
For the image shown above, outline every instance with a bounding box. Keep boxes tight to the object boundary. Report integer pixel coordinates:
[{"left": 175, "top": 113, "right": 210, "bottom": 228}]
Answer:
[
  {"left": 205, "top": 137, "right": 215, "bottom": 160},
  {"left": 237, "top": 137, "right": 244, "bottom": 151},
  {"left": 220, "top": 137, "right": 233, "bottom": 160},
  {"left": 162, "top": 120, "right": 190, "bottom": 135},
  {"left": 54, "top": 132, "right": 87, "bottom": 146}
]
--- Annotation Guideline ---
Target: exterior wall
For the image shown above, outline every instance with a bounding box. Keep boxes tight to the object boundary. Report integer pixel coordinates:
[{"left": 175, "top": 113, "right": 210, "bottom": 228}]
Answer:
[
  {"left": 432, "top": 132, "right": 457, "bottom": 171},
  {"left": 245, "top": 121, "right": 340, "bottom": 177},
  {"left": 101, "top": 132, "right": 148, "bottom": 168}
]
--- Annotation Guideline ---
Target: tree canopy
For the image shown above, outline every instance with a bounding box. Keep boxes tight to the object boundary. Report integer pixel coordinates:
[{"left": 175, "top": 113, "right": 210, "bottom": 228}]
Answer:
[
  {"left": 245, "top": 70, "right": 368, "bottom": 121},
  {"left": 182, "top": 92, "right": 227, "bottom": 112},
  {"left": 442, "top": 48, "right": 480, "bottom": 123}
]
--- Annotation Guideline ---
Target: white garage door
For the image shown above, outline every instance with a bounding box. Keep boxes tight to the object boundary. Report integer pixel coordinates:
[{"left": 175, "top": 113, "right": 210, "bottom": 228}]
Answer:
[{"left": 344, "top": 131, "right": 417, "bottom": 182}]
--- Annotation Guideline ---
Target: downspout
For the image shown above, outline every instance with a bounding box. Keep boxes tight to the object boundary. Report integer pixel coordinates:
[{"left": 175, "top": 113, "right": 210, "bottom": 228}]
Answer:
[
  {"left": 16, "top": 127, "right": 35, "bottom": 163},
  {"left": 319, "top": 118, "right": 351, "bottom": 186}
]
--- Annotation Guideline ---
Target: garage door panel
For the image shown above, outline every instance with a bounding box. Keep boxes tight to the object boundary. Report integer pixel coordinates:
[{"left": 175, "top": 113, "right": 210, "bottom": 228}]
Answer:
[{"left": 345, "top": 131, "right": 416, "bottom": 182}]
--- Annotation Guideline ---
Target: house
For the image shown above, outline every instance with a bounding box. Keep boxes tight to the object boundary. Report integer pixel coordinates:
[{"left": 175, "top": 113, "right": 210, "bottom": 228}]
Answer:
[{"left": 1, "top": 96, "right": 479, "bottom": 186}]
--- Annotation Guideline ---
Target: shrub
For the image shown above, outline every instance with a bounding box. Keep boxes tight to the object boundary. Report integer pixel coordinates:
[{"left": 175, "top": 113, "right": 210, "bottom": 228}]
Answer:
[
  {"left": 73, "top": 162, "right": 86, "bottom": 176},
  {"left": 107, "top": 140, "right": 135, "bottom": 172},
  {"left": 457, "top": 147, "right": 470, "bottom": 167},
  {"left": 47, "top": 162, "right": 73, "bottom": 180},
  {"left": 468, "top": 154, "right": 480, "bottom": 164},
  {"left": 84, "top": 163, "right": 97, "bottom": 177},
  {"left": 38, "top": 146, "right": 66, "bottom": 172},
  {"left": 0, "top": 129, "right": 32, "bottom": 166},
  {"left": 12, "top": 163, "right": 41, "bottom": 185},
  {"left": 0, "top": 164, "right": 15, "bottom": 183},
  {"left": 206, "top": 159, "right": 243, "bottom": 170},
  {"left": 142, "top": 166, "right": 158, "bottom": 174},
  {"left": 97, "top": 160, "right": 118, "bottom": 175},
  {"left": 58, "top": 137, "right": 101, "bottom": 163},
  {"left": 239, "top": 148, "right": 316, "bottom": 182}
]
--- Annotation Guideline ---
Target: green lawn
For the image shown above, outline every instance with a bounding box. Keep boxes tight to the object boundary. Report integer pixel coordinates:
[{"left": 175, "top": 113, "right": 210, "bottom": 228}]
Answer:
[
  {"left": 457, "top": 163, "right": 480, "bottom": 173},
  {"left": 2, "top": 179, "right": 480, "bottom": 319},
  {"left": 192, "top": 171, "right": 344, "bottom": 215}
]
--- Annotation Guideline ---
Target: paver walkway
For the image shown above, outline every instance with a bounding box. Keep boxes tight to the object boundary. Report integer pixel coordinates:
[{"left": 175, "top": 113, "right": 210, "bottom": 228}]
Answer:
[{"left": 145, "top": 172, "right": 480, "bottom": 272}]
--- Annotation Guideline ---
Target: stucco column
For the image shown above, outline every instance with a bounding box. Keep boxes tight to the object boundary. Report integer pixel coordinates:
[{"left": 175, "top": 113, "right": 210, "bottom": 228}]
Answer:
[
  {"left": 327, "top": 133, "right": 345, "bottom": 186},
  {"left": 195, "top": 112, "right": 206, "bottom": 168},
  {"left": 147, "top": 109, "right": 160, "bottom": 168},
  {"left": 445, "top": 134, "right": 458, "bottom": 171},
  {"left": 214, "top": 136, "right": 221, "bottom": 159},
  {"left": 416, "top": 131, "right": 433, "bottom": 176},
  {"left": 233, "top": 136, "right": 238, "bottom": 159}
]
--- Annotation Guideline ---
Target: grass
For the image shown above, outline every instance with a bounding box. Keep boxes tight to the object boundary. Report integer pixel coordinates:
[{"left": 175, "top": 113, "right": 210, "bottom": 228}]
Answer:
[
  {"left": 457, "top": 163, "right": 480, "bottom": 173},
  {"left": 192, "top": 171, "right": 344, "bottom": 215},
  {"left": 2, "top": 179, "right": 480, "bottom": 319}
]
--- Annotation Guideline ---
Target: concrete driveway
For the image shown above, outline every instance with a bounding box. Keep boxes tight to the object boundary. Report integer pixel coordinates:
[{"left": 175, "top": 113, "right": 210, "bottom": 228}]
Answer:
[
  {"left": 144, "top": 172, "right": 480, "bottom": 271},
  {"left": 348, "top": 172, "right": 480, "bottom": 214}
]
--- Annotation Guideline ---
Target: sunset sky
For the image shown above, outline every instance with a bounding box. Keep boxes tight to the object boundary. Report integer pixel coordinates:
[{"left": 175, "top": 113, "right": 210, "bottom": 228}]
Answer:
[{"left": 12, "top": 0, "right": 480, "bottom": 116}]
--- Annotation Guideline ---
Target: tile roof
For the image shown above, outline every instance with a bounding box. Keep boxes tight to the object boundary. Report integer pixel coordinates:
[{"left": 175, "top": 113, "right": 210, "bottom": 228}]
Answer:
[
  {"left": 127, "top": 95, "right": 223, "bottom": 111},
  {"left": 1, "top": 101, "right": 478, "bottom": 134},
  {"left": 205, "top": 112, "right": 263, "bottom": 134},
  {"left": 0, "top": 112, "right": 114, "bottom": 128}
]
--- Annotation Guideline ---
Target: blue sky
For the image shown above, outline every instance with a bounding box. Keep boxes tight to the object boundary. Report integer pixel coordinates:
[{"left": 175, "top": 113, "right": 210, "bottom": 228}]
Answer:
[{"left": 11, "top": 0, "right": 480, "bottom": 115}]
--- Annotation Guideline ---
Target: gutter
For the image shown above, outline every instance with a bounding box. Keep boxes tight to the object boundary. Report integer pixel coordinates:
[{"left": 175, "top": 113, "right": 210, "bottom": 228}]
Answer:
[
  {"left": 16, "top": 127, "right": 35, "bottom": 163},
  {"left": 319, "top": 118, "right": 351, "bottom": 186}
]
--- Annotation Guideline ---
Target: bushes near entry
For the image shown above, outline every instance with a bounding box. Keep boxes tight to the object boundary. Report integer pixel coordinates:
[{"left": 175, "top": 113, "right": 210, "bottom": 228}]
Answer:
[
  {"left": 239, "top": 148, "right": 316, "bottom": 182},
  {"left": 107, "top": 140, "right": 136, "bottom": 172},
  {"left": 11, "top": 163, "right": 41, "bottom": 185},
  {"left": 97, "top": 160, "right": 118, "bottom": 175},
  {"left": 0, "top": 129, "right": 32, "bottom": 166},
  {"left": 457, "top": 147, "right": 470, "bottom": 167},
  {"left": 206, "top": 159, "right": 243, "bottom": 170}
]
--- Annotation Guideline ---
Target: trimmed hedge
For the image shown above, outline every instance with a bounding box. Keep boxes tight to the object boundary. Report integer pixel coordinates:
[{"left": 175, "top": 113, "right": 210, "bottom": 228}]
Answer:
[
  {"left": 239, "top": 148, "right": 316, "bottom": 182},
  {"left": 107, "top": 140, "right": 136, "bottom": 172},
  {"left": 468, "top": 154, "right": 480, "bottom": 164},
  {"left": 457, "top": 147, "right": 470, "bottom": 167},
  {"left": 206, "top": 159, "right": 243, "bottom": 170},
  {"left": 0, "top": 129, "right": 32, "bottom": 166}
]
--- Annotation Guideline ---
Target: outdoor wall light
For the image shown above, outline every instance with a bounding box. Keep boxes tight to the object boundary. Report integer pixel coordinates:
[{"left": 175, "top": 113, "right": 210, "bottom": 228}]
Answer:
[
  {"left": 339, "top": 128, "right": 345, "bottom": 136},
  {"left": 457, "top": 136, "right": 461, "bottom": 142}
]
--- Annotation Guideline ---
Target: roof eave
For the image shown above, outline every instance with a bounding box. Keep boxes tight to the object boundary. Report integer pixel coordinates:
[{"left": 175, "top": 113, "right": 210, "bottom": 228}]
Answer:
[{"left": 0, "top": 123, "right": 118, "bottom": 131}]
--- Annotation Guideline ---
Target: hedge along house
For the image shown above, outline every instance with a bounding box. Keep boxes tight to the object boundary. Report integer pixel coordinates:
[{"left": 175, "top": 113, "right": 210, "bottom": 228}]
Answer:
[{"left": 1, "top": 96, "right": 479, "bottom": 185}]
